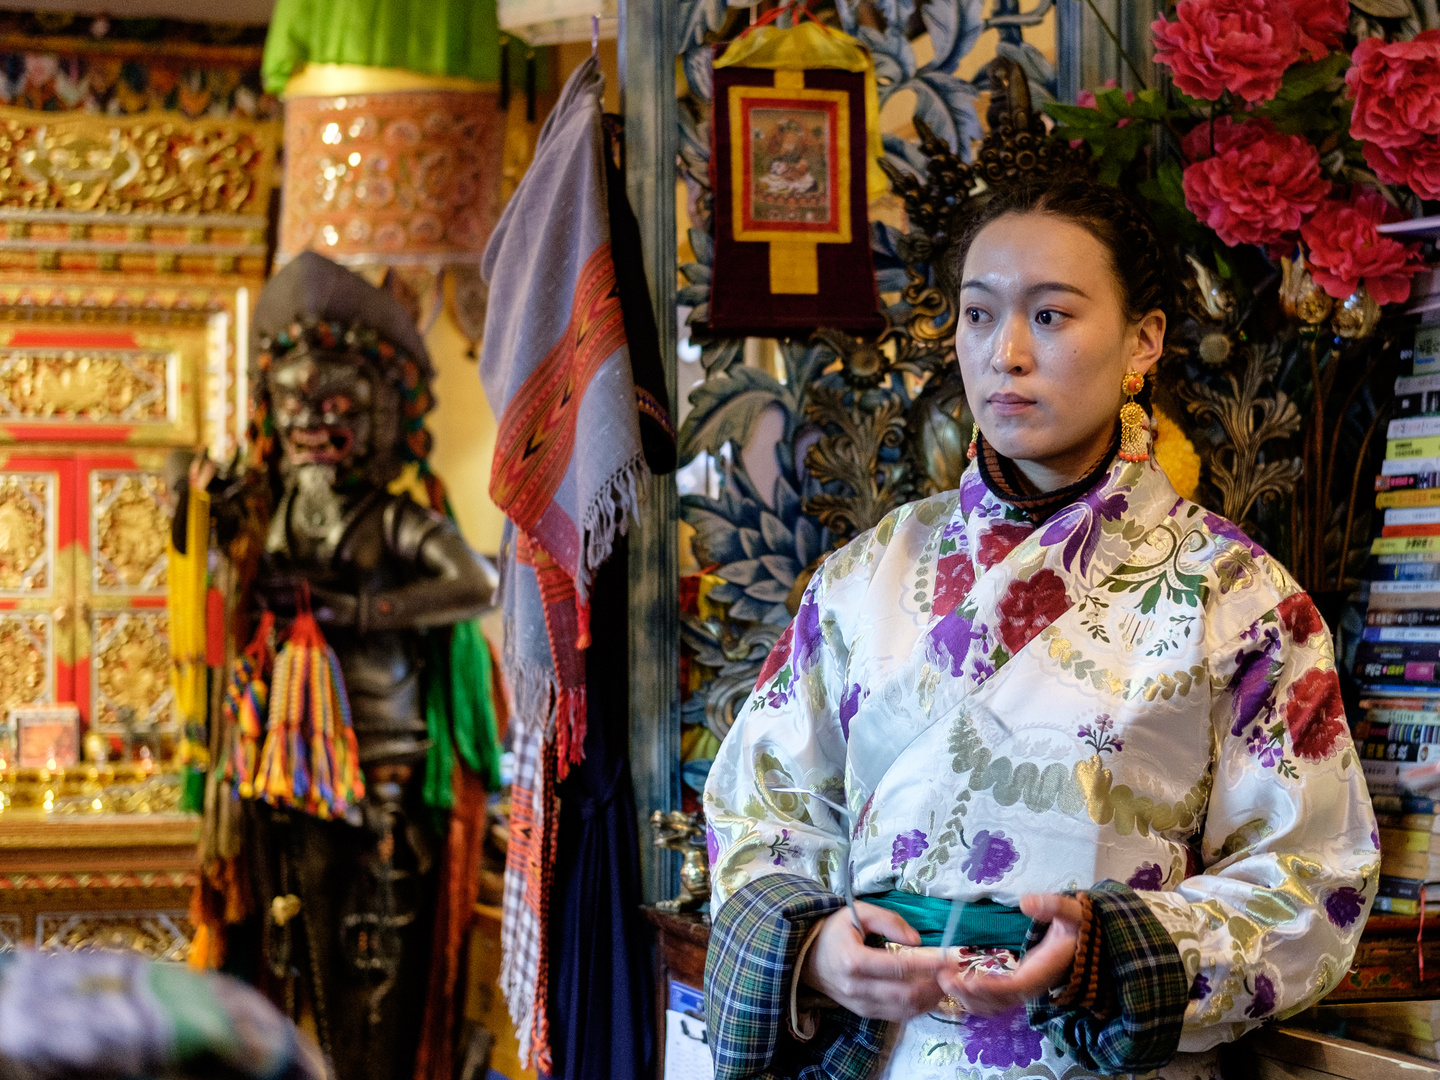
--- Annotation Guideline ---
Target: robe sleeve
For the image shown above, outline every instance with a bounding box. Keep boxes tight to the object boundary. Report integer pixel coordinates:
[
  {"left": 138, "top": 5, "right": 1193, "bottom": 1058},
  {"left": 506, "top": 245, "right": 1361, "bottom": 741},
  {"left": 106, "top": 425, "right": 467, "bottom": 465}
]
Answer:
[
  {"left": 1133, "top": 591, "right": 1379, "bottom": 1054},
  {"left": 704, "top": 541, "right": 868, "bottom": 911},
  {"left": 702, "top": 533, "right": 885, "bottom": 1080}
]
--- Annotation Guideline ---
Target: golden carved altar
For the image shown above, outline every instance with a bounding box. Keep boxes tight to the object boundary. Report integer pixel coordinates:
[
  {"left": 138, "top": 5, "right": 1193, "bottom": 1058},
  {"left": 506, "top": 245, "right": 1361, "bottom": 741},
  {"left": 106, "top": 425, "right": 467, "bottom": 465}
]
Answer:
[{"left": 0, "top": 103, "right": 278, "bottom": 958}]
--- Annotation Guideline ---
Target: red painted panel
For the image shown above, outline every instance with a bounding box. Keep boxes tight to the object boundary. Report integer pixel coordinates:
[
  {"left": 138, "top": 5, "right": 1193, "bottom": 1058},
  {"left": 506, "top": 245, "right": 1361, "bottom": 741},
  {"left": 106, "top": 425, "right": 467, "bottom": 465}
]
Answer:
[{"left": 5, "top": 329, "right": 139, "bottom": 349}]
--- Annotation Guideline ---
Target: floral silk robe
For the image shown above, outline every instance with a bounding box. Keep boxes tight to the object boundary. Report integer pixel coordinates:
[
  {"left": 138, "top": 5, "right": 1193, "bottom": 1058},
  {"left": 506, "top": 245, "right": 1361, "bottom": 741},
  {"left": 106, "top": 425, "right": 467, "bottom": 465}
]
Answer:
[{"left": 704, "top": 455, "right": 1379, "bottom": 1079}]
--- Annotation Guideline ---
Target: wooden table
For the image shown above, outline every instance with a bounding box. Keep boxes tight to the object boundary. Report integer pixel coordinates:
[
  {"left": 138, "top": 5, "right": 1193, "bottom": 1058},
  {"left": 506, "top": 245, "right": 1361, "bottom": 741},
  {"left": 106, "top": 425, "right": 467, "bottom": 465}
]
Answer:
[{"left": 642, "top": 907, "right": 710, "bottom": 1080}]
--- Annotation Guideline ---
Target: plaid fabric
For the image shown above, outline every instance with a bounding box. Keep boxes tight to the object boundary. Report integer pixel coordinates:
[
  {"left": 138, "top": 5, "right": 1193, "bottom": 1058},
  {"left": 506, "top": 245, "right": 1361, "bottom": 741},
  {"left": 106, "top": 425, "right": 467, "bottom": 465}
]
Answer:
[
  {"left": 1026, "top": 880, "right": 1188, "bottom": 1073},
  {"left": 705, "top": 874, "right": 887, "bottom": 1080},
  {"left": 499, "top": 722, "right": 557, "bottom": 1070}
]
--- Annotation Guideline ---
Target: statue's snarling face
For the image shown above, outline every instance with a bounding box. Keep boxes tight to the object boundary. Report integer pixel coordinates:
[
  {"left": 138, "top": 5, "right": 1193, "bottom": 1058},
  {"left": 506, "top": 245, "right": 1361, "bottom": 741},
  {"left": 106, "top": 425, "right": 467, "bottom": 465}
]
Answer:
[{"left": 269, "top": 352, "right": 388, "bottom": 474}]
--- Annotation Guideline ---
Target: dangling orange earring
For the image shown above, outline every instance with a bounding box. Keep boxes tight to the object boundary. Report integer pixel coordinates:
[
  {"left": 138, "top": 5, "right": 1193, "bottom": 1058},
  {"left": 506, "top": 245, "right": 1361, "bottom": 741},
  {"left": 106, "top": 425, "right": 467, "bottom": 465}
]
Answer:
[
  {"left": 1119, "top": 371, "right": 1149, "bottom": 462},
  {"left": 967, "top": 422, "right": 980, "bottom": 461}
]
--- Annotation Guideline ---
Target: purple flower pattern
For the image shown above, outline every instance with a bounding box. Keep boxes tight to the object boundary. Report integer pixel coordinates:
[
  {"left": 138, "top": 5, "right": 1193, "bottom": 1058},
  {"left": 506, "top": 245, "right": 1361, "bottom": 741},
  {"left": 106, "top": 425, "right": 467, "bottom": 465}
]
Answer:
[
  {"left": 1230, "top": 633, "right": 1281, "bottom": 737},
  {"left": 1245, "top": 974, "right": 1276, "bottom": 1018},
  {"left": 891, "top": 829, "right": 929, "bottom": 870},
  {"left": 1204, "top": 511, "right": 1267, "bottom": 558},
  {"left": 1247, "top": 725, "right": 1284, "bottom": 769},
  {"left": 927, "top": 611, "right": 976, "bottom": 678},
  {"left": 1324, "top": 887, "right": 1365, "bottom": 928},
  {"left": 706, "top": 826, "right": 719, "bottom": 867},
  {"left": 1127, "top": 863, "right": 1164, "bottom": 890},
  {"left": 766, "top": 829, "right": 795, "bottom": 867},
  {"left": 838, "top": 683, "right": 863, "bottom": 741},
  {"left": 1039, "top": 481, "right": 1129, "bottom": 575},
  {"left": 959, "top": 1005, "right": 1044, "bottom": 1069},
  {"left": 792, "top": 591, "right": 823, "bottom": 671},
  {"left": 962, "top": 830, "right": 1019, "bottom": 884},
  {"left": 1190, "top": 973, "right": 1211, "bottom": 1000},
  {"left": 1078, "top": 714, "right": 1124, "bottom": 755}
]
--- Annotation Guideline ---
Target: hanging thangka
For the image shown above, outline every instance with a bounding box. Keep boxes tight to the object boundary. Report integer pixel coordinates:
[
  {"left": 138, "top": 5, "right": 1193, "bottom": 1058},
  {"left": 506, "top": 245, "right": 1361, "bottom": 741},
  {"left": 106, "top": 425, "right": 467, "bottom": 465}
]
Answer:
[{"left": 708, "top": 14, "right": 886, "bottom": 337}]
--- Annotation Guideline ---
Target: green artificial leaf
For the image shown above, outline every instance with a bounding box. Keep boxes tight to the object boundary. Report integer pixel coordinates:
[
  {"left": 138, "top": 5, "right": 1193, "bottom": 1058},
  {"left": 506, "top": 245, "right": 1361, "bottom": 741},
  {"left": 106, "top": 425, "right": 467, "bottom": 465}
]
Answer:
[
  {"left": 1212, "top": 247, "right": 1233, "bottom": 279},
  {"left": 1273, "top": 53, "right": 1350, "bottom": 104}
]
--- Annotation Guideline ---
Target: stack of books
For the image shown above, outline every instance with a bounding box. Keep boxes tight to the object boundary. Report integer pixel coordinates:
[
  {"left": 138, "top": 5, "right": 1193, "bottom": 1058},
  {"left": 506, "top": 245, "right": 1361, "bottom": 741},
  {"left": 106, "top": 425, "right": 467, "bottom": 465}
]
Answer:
[{"left": 1355, "top": 318, "right": 1440, "bottom": 916}]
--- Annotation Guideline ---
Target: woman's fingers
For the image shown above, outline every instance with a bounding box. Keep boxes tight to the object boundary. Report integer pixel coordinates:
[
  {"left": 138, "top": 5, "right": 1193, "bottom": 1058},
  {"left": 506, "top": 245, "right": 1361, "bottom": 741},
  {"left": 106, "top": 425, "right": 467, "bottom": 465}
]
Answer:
[
  {"left": 852, "top": 901, "right": 922, "bottom": 946},
  {"left": 1020, "top": 892, "right": 1084, "bottom": 926}
]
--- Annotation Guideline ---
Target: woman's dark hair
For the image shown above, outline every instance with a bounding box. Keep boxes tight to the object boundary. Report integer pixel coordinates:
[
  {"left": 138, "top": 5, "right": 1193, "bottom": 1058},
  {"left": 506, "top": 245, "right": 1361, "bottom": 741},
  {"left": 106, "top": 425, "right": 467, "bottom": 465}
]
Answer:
[{"left": 940, "top": 177, "right": 1176, "bottom": 326}]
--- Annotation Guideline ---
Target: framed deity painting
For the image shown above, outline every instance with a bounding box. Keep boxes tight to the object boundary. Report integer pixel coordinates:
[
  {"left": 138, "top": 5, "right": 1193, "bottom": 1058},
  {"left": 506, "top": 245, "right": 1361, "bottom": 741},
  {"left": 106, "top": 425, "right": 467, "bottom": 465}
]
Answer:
[{"left": 709, "top": 64, "right": 882, "bottom": 337}]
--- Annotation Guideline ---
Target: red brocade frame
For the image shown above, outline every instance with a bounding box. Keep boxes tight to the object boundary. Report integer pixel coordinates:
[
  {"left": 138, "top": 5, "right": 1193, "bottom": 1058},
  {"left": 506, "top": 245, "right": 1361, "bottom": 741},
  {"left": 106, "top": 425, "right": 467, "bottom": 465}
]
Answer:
[{"left": 709, "top": 63, "right": 881, "bottom": 337}]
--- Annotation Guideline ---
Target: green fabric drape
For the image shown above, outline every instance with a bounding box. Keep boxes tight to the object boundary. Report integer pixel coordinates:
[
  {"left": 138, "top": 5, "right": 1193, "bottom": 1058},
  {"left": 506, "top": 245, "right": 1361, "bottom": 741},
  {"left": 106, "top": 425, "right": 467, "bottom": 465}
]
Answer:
[
  {"left": 863, "top": 891, "right": 1031, "bottom": 950},
  {"left": 422, "top": 621, "right": 504, "bottom": 815},
  {"left": 262, "top": 0, "right": 501, "bottom": 93}
]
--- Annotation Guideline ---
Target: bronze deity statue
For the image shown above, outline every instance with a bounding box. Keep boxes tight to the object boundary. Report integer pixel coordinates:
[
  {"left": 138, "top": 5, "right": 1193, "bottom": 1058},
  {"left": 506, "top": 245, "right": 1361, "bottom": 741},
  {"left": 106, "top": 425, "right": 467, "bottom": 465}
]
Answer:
[{"left": 231, "top": 252, "right": 496, "bottom": 1080}]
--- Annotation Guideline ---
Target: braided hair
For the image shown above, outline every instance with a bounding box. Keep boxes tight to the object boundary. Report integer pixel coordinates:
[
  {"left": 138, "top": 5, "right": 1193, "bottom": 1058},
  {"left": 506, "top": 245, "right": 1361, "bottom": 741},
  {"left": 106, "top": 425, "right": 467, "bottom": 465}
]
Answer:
[{"left": 940, "top": 177, "right": 1176, "bottom": 328}]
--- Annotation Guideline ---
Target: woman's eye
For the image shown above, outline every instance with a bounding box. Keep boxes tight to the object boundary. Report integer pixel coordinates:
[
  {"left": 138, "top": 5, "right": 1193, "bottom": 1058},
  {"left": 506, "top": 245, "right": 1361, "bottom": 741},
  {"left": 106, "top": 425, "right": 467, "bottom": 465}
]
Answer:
[
  {"left": 1036, "top": 309, "right": 1065, "bottom": 326},
  {"left": 965, "top": 307, "right": 986, "bottom": 324}
]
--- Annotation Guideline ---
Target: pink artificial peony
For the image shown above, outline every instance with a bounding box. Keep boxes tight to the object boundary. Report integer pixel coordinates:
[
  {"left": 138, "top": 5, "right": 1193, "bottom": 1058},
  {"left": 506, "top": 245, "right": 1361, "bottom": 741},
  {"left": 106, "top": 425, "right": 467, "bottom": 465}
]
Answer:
[
  {"left": 1346, "top": 29, "right": 1440, "bottom": 149},
  {"left": 1151, "top": 0, "right": 1301, "bottom": 103},
  {"left": 1363, "top": 137, "right": 1440, "bottom": 201},
  {"left": 1181, "top": 116, "right": 1330, "bottom": 247},
  {"left": 1291, "top": 0, "right": 1350, "bottom": 61},
  {"left": 1299, "top": 187, "right": 1426, "bottom": 305}
]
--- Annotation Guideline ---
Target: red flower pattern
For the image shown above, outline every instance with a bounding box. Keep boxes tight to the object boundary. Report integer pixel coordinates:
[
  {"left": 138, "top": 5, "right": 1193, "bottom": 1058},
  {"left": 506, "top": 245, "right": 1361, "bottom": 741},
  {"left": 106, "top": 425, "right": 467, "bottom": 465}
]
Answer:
[
  {"left": 755, "top": 621, "right": 794, "bottom": 689},
  {"left": 997, "top": 569, "right": 1071, "bottom": 656},
  {"left": 978, "top": 522, "right": 1034, "bottom": 569},
  {"left": 933, "top": 552, "right": 977, "bottom": 618},
  {"left": 1284, "top": 667, "right": 1347, "bottom": 762},
  {"left": 1277, "top": 593, "right": 1325, "bottom": 647}
]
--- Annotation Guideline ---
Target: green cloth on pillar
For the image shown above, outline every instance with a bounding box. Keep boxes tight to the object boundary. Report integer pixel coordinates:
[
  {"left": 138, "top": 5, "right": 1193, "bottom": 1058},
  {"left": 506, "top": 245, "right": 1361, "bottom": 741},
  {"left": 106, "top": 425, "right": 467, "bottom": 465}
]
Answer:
[
  {"left": 862, "top": 890, "right": 1031, "bottom": 950},
  {"left": 421, "top": 620, "right": 504, "bottom": 815},
  {"left": 262, "top": 0, "right": 501, "bottom": 93},
  {"left": 449, "top": 619, "right": 502, "bottom": 789}
]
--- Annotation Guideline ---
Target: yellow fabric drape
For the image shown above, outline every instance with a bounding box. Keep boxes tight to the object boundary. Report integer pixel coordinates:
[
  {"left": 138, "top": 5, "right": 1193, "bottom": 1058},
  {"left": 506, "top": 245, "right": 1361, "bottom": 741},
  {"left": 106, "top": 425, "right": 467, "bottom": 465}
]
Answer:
[
  {"left": 714, "top": 20, "right": 887, "bottom": 202},
  {"left": 168, "top": 488, "right": 210, "bottom": 727}
]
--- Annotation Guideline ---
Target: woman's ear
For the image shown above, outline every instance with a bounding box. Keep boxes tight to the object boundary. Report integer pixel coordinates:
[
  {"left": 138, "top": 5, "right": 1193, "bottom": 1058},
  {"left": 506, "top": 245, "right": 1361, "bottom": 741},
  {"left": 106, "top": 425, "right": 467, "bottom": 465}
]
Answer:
[{"left": 1129, "top": 309, "right": 1166, "bottom": 377}]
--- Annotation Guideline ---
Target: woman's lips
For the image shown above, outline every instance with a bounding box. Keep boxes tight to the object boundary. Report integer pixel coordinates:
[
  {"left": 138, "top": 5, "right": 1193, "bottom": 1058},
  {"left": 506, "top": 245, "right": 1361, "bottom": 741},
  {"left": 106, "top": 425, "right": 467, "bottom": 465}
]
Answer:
[{"left": 987, "top": 393, "right": 1036, "bottom": 417}]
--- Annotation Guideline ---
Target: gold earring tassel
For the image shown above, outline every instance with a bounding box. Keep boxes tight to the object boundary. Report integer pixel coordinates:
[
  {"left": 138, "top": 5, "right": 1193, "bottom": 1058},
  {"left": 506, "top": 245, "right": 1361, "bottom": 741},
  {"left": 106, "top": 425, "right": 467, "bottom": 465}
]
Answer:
[
  {"left": 967, "top": 422, "right": 979, "bottom": 461},
  {"left": 1119, "top": 371, "right": 1149, "bottom": 462}
]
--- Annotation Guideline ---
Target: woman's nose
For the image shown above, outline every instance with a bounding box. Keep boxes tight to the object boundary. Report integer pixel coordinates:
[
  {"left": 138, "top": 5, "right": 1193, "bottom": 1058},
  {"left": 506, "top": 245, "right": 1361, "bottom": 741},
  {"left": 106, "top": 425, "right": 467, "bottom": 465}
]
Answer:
[{"left": 989, "top": 316, "right": 1033, "bottom": 374}]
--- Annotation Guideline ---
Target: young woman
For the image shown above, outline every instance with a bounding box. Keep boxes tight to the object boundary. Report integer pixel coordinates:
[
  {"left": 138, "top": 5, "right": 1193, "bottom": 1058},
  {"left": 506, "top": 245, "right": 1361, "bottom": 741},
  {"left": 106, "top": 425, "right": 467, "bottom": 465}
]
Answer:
[{"left": 702, "top": 178, "right": 1378, "bottom": 1080}]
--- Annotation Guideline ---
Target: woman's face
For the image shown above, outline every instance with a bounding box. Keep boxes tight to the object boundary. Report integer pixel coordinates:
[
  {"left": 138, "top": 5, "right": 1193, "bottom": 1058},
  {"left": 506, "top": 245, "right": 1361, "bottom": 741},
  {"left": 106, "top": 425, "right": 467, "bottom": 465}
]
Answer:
[{"left": 955, "top": 211, "right": 1165, "bottom": 489}]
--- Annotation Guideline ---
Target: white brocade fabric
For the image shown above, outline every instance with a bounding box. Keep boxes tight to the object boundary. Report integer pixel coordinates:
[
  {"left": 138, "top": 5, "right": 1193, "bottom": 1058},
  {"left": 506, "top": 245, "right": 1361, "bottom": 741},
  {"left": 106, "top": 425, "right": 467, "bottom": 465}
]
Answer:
[{"left": 706, "top": 455, "right": 1380, "bottom": 1079}]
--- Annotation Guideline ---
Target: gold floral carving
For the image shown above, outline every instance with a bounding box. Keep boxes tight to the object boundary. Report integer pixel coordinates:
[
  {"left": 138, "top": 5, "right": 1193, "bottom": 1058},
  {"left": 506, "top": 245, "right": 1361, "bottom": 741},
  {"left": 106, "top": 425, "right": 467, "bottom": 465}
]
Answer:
[
  {"left": 0, "top": 474, "right": 50, "bottom": 592},
  {"left": 91, "top": 610, "right": 172, "bottom": 731},
  {"left": 0, "top": 349, "right": 171, "bottom": 423},
  {"left": 0, "top": 613, "right": 51, "bottom": 713},
  {"left": 37, "top": 911, "right": 192, "bottom": 961},
  {"left": 0, "top": 107, "right": 278, "bottom": 215},
  {"left": 92, "top": 472, "right": 170, "bottom": 593}
]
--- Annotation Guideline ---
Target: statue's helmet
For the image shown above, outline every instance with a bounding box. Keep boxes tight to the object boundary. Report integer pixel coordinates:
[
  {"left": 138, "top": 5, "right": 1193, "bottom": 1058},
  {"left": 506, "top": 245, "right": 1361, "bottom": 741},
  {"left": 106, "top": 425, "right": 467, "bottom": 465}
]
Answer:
[{"left": 248, "top": 252, "right": 436, "bottom": 486}]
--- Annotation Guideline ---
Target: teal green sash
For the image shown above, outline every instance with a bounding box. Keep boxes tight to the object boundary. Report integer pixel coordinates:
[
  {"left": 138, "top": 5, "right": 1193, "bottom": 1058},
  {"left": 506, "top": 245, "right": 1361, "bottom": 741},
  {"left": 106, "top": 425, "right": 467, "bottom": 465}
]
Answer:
[{"left": 862, "top": 891, "right": 1031, "bottom": 950}]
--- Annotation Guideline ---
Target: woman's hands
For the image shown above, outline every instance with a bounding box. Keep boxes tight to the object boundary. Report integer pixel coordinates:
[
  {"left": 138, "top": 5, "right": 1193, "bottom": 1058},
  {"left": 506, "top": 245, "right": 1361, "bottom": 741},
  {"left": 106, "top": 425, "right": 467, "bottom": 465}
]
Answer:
[
  {"left": 799, "top": 902, "right": 951, "bottom": 1022},
  {"left": 938, "top": 893, "right": 1082, "bottom": 1017},
  {"left": 801, "top": 893, "right": 1084, "bottom": 1022}
]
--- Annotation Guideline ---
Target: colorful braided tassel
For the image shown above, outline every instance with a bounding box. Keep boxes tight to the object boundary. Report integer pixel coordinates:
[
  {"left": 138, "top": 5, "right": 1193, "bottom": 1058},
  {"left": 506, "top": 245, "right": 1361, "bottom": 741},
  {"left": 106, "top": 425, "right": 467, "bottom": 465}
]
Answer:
[
  {"left": 225, "top": 613, "right": 274, "bottom": 799},
  {"left": 255, "top": 597, "right": 364, "bottom": 818}
]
